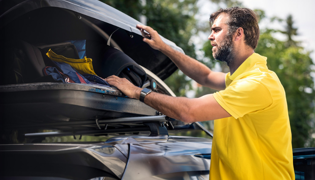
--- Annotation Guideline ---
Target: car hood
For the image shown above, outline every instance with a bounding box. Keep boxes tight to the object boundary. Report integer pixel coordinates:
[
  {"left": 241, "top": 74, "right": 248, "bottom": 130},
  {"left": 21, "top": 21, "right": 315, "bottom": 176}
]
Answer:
[
  {"left": 0, "top": 136, "right": 211, "bottom": 179},
  {"left": 0, "top": 0, "right": 182, "bottom": 80}
]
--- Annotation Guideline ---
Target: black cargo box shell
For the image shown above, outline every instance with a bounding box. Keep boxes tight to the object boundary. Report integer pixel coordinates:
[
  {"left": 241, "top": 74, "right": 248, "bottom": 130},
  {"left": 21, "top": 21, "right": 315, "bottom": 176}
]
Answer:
[{"left": 0, "top": 0, "right": 181, "bottom": 126}]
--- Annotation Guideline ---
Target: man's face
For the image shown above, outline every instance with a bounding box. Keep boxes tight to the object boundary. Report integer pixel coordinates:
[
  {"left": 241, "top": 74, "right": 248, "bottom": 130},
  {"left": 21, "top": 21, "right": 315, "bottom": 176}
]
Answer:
[{"left": 208, "top": 13, "right": 234, "bottom": 65}]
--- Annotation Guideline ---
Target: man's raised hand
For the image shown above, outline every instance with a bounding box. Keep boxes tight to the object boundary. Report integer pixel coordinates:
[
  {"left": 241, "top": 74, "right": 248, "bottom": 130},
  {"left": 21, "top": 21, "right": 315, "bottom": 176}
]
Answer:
[{"left": 136, "top": 24, "right": 166, "bottom": 51}]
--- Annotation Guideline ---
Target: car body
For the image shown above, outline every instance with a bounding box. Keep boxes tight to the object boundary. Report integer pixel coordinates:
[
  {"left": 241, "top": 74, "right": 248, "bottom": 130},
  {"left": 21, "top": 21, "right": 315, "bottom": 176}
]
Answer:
[
  {"left": 0, "top": 0, "right": 212, "bottom": 179},
  {"left": 293, "top": 148, "right": 315, "bottom": 180}
]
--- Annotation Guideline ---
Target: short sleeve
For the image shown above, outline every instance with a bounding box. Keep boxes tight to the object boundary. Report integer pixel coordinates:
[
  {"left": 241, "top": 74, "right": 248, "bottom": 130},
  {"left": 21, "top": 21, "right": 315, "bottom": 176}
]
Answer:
[{"left": 213, "top": 79, "right": 272, "bottom": 119}]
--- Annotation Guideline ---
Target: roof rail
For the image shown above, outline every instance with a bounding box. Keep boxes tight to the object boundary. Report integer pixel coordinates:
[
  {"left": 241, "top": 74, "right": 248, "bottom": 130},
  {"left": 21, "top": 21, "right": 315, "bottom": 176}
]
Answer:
[{"left": 5, "top": 116, "right": 168, "bottom": 130}]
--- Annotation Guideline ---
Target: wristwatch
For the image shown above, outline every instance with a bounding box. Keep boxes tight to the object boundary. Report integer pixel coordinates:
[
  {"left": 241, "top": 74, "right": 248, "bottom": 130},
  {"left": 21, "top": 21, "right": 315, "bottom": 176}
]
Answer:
[{"left": 140, "top": 88, "right": 152, "bottom": 102}]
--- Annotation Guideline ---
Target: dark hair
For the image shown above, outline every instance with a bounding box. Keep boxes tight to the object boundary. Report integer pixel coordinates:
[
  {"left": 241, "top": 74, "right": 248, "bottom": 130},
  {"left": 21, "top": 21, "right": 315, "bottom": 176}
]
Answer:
[{"left": 210, "top": 7, "right": 260, "bottom": 49}]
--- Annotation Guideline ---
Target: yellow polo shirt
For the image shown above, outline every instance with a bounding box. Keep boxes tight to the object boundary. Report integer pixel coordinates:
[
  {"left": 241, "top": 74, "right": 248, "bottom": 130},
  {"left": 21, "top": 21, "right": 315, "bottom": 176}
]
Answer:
[{"left": 211, "top": 53, "right": 295, "bottom": 180}]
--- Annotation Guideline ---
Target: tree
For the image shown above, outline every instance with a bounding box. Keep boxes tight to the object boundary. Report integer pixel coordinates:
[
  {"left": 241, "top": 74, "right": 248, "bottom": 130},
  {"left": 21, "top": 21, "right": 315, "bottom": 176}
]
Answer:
[
  {"left": 271, "top": 14, "right": 300, "bottom": 47},
  {"left": 282, "top": 15, "right": 299, "bottom": 47}
]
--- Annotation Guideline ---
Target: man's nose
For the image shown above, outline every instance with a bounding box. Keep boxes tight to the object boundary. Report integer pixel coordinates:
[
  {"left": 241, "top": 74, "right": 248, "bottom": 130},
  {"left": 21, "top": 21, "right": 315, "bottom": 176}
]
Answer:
[{"left": 208, "top": 33, "right": 214, "bottom": 41}]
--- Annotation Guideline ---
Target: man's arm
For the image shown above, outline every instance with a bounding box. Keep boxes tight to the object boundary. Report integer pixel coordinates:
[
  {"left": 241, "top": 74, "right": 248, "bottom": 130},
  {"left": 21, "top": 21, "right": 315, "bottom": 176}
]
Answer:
[
  {"left": 136, "top": 24, "right": 226, "bottom": 90},
  {"left": 105, "top": 76, "right": 231, "bottom": 123}
]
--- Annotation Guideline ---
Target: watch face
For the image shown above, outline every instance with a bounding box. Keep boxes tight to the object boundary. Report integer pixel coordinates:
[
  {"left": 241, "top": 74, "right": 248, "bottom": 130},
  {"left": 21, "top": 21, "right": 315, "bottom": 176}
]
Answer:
[
  {"left": 140, "top": 88, "right": 152, "bottom": 102},
  {"left": 142, "top": 88, "right": 151, "bottom": 94}
]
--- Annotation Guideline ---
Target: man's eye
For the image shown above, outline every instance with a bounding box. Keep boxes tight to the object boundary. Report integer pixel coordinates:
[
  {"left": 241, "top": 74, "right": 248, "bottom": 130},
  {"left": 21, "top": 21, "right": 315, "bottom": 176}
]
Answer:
[{"left": 211, "top": 29, "right": 218, "bottom": 33}]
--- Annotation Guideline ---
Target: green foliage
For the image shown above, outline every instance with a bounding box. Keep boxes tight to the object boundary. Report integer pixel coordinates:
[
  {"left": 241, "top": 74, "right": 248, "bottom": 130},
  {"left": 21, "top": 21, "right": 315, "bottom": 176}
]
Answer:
[
  {"left": 165, "top": 70, "right": 192, "bottom": 96},
  {"left": 144, "top": 0, "right": 198, "bottom": 58},
  {"left": 254, "top": 9, "right": 266, "bottom": 23}
]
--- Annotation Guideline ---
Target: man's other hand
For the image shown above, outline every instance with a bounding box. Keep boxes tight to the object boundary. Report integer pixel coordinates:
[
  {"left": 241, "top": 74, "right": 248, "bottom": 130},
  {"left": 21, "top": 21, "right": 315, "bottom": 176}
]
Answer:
[
  {"left": 105, "top": 75, "right": 141, "bottom": 99},
  {"left": 136, "top": 24, "right": 166, "bottom": 51}
]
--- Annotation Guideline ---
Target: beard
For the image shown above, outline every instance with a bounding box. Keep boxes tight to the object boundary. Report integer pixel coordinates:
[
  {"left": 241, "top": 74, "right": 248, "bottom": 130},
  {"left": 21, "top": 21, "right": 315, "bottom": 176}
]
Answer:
[{"left": 212, "top": 34, "right": 234, "bottom": 66}]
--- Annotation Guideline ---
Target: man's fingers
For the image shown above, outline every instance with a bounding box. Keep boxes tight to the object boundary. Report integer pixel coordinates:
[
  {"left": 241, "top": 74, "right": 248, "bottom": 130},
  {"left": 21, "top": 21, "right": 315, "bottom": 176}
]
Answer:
[
  {"left": 105, "top": 75, "right": 119, "bottom": 81},
  {"left": 136, "top": 24, "right": 155, "bottom": 36},
  {"left": 136, "top": 24, "right": 143, "bottom": 30},
  {"left": 105, "top": 75, "right": 120, "bottom": 85},
  {"left": 140, "top": 30, "right": 148, "bottom": 38},
  {"left": 108, "top": 75, "right": 118, "bottom": 78},
  {"left": 136, "top": 24, "right": 164, "bottom": 51},
  {"left": 106, "top": 75, "right": 131, "bottom": 87},
  {"left": 137, "top": 24, "right": 150, "bottom": 31},
  {"left": 104, "top": 74, "right": 139, "bottom": 99},
  {"left": 140, "top": 29, "right": 151, "bottom": 39},
  {"left": 143, "top": 38, "right": 153, "bottom": 44}
]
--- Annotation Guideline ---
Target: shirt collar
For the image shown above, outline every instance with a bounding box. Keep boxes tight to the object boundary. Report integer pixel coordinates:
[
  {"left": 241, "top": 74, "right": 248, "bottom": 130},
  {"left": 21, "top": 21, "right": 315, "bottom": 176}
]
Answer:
[{"left": 225, "top": 53, "right": 267, "bottom": 86}]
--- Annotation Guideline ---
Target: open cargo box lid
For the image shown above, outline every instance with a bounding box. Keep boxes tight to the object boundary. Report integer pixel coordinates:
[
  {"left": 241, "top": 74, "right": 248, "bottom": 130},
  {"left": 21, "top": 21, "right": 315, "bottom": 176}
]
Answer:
[
  {"left": 0, "top": 0, "right": 182, "bottom": 125},
  {"left": 0, "top": 0, "right": 183, "bottom": 80}
]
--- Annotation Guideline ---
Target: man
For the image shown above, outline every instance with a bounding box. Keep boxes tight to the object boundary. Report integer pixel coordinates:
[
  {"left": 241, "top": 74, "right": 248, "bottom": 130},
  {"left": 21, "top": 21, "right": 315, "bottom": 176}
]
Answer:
[{"left": 106, "top": 7, "right": 295, "bottom": 180}]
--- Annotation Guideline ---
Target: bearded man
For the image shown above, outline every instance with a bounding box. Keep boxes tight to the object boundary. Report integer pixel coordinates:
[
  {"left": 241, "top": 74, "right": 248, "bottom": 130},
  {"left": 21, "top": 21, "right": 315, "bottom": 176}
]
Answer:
[{"left": 106, "top": 7, "right": 295, "bottom": 180}]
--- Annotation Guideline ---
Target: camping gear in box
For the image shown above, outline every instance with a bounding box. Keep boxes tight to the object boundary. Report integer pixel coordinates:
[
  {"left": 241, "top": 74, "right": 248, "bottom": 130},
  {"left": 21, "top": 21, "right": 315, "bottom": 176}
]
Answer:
[
  {"left": 45, "top": 48, "right": 98, "bottom": 76},
  {"left": 0, "top": 40, "right": 157, "bottom": 125},
  {"left": 41, "top": 43, "right": 146, "bottom": 88},
  {"left": 99, "top": 46, "right": 147, "bottom": 87},
  {"left": 39, "top": 42, "right": 109, "bottom": 86}
]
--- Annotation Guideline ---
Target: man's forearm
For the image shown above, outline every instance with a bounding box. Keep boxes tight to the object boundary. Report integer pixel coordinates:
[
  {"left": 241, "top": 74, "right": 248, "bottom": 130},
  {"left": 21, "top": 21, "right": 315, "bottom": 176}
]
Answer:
[
  {"left": 160, "top": 45, "right": 212, "bottom": 86},
  {"left": 133, "top": 87, "right": 230, "bottom": 123},
  {"left": 134, "top": 88, "right": 194, "bottom": 123},
  {"left": 146, "top": 93, "right": 195, "bottom": 123}
]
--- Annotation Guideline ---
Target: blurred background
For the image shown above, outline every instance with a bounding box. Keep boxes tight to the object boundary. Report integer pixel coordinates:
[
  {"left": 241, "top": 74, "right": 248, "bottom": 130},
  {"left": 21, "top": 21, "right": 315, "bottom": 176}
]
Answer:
[{"left": 98, "top": 0, "right": 315, "bottom": 148}]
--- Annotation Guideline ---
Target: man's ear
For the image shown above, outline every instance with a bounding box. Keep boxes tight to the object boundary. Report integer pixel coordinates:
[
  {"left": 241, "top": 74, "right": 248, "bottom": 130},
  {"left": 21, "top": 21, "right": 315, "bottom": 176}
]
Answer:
[{"left": 234, "top": 27, "right": 244, "bottom": 41}]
